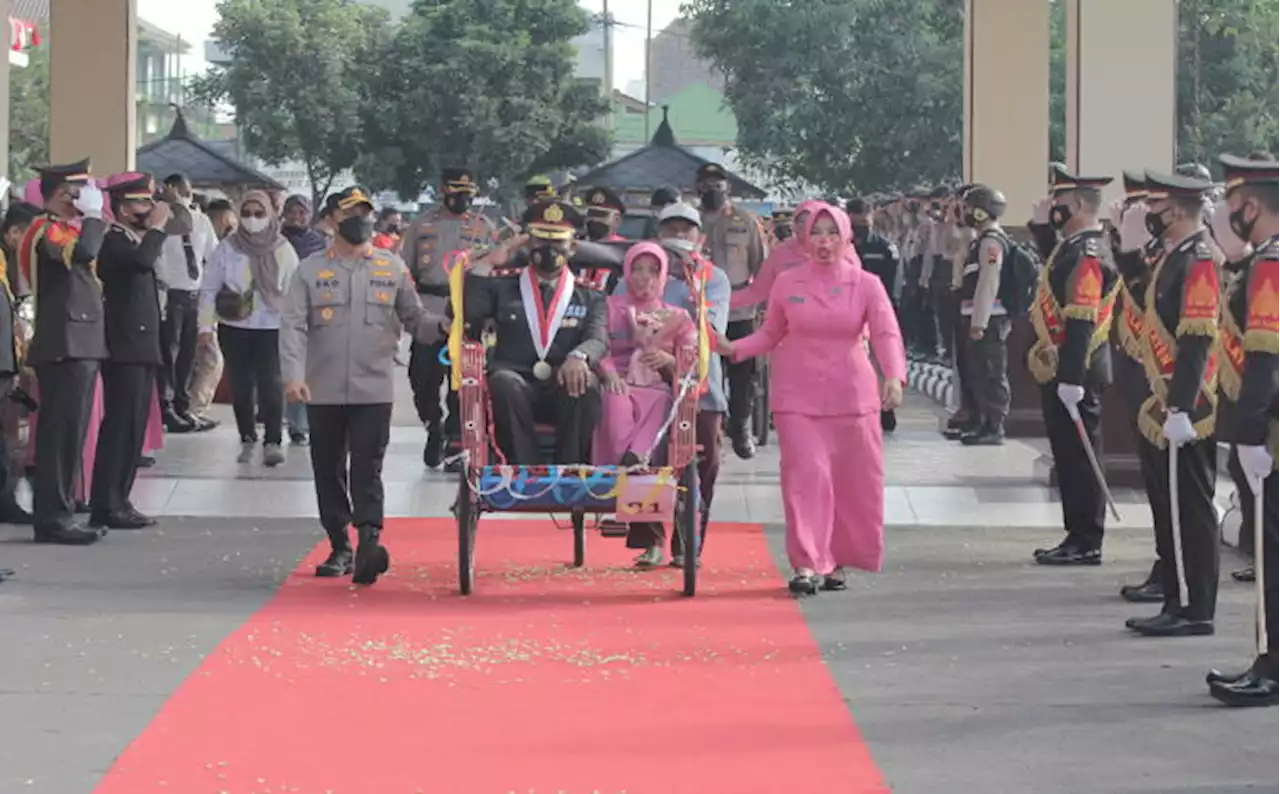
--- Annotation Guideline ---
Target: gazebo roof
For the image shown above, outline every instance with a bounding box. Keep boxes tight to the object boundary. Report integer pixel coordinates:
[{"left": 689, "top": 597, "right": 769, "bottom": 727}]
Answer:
[
  {"left": 575, "top": 107, "right": 764, "bottom": 200},
  {"left": 137, "top": 109, "right": 283, "bottom": 190}
]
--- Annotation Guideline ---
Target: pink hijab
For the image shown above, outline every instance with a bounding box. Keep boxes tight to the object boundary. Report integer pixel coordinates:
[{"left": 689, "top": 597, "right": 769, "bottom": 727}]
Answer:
[
  {"left": 619, "top": 240, "right": 670, "bottom": 309},
  {"left": 801, "top": 205, "right": 863, "bottom": 277}
]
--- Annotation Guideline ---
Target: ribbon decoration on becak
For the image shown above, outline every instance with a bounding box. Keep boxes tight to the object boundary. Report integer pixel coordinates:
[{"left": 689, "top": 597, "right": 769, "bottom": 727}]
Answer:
[{"left": 446, "top": 249, "right": 469, "bottom": 389}]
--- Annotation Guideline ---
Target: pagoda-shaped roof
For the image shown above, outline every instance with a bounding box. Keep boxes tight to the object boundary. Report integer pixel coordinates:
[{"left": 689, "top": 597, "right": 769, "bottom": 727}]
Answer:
[
  {"left": 576, "top": 107, "right": 764, "bottom": 200},
  {"left": 137, "top": 109, "right": 283, "bottom": 190}
]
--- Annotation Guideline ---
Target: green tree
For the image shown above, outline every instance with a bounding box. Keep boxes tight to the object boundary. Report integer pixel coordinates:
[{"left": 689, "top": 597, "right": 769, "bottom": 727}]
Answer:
[
  {"left": 189, "top": 0, "right": 391, "bottom": 205},
  {"left": 359, "top": 0, "right": 611, "bottom": 201},
  {"left": 9, "top": 46, "right": 50, "bottom": 186}
]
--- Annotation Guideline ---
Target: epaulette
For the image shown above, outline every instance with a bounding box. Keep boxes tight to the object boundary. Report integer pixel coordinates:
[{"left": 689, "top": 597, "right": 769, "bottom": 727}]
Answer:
[
  {"left": 1082, "top": 236, "right": 1100, "bottom": 258},
  {"left": 1192, "top": 238, "right": 1214, "bottom": 259},
  {"left": 1257, "top": 237, "right": 1279, "bottom": 260}
]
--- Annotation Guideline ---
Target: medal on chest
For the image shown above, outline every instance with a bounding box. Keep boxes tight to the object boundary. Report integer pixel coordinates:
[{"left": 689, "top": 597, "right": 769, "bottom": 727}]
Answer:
[{"left": 519, "top": 267, "right": 574, "bottom": 380}]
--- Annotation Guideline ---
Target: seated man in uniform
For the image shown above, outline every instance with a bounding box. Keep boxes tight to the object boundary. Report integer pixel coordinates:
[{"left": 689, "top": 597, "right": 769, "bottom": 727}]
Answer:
[{"left": 463, "top": 200, "right": 607, "bottom": 464}]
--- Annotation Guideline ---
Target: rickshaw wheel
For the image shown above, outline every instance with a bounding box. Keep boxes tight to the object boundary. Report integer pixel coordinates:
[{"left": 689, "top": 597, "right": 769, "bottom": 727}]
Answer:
[
  {"left": 456, "top": 466, "right": 477, "bottom": 595},
  {"left": 677, "top": 463, "right": 701, "bottom": 597},
  {"left": 571, "top": 508, "right": 587, "bottom": 568}
]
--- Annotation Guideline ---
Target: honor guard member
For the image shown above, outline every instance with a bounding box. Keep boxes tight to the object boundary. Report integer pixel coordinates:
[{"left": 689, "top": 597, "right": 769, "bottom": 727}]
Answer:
[
  {"left": 771, "top": 208, "right": 795, "bottom": 243},
  {"left": 89, "top": 173, "right": 171, "bottom": 530},
  {"left": 1110, "top": 172, "right": 1171, "bottom": 602},
  {"left": 403, "top": 167, "right": 498, "bottom": 468},
  {"left": 281, "top": 187, "right": 448, "bottom": 585},
  {"left": 0, "top": 205, "right": 34, "bottom": 527},
  {"left": 463, "top": 199, "right": 607, "bottom": 464},
  {"left": 697, "top": 162, "right": 767, "bottom": 459},
  {"left": 848, "top": 197, "right": 903, "bottom": 432},
  {"left": 956, "top": 185, "right": 1012, "bottom": 446},
  {"left": 18, "top": 160, "right": 109, "bottom": 545},
  {"left": 1203, "top": 154, "right": 1278, "bottom": 706},
  {"left": 1025, "top": 170, "right": 1121, "bottom": 565},
  {"left": 1113, "top": 170, "right": 1223, "bottom": 637},
  {"left": 581, "top": 186, "right": 629, "bottom": 289}
]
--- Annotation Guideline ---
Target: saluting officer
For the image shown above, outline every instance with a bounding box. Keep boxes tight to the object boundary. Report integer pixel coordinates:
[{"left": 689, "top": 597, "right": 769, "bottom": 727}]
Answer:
[
  {"left": 697, "top": 162, "right": 767, "bottom": 459},
  {"left": 1204, "top": 154, "right": 1278, "bottom": 706},
  {"left": 88, "top": 172, "right": 171, "bottom": 530},
  {"left": 281, "top": 187, "right": 448, "bottom": 586},
  {"left": 403, "top": 168, "right": 498, "bottom": 468},
  {"left": 463, "top": 199, "right": 607, "bottom": 464},
  {"left": 18, "top": 160, "right": 108, "bottom": 545},
  {"left": 1113, "top": 170, "right": 1222, "bottom": 637},
  {"left": 1026, "top": 169, "right": 1120, "bottom": 566}
]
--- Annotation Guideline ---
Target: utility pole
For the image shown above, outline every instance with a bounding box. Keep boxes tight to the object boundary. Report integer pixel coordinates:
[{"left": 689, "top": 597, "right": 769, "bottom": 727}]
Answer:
[
  {"left": 602, "top": 1, "right": 613, "bottom": 133},
  {"left": 643, "top": 0, "right": 653, "bottom": 140}
]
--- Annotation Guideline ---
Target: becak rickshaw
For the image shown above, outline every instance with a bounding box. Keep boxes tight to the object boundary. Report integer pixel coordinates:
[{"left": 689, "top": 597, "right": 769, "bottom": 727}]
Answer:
[{"left": 442, "top": 211, "right": 714, "bottom": 597}]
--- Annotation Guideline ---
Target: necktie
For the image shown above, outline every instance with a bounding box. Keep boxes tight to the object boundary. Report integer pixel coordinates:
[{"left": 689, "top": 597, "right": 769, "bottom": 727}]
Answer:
[{"left": 182, "top": 234, "right": 198, "bottom": 282}]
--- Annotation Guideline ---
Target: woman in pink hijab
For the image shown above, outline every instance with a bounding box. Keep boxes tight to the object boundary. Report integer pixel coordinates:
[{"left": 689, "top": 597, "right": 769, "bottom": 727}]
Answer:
[
  {"left": 593, "top": 241, "right": 695, "bottom": 567},
  {"left": 730, "top": 198, "right": 827, "bottom": 311},
  {"left": 720, "top": 205, "right": 907, "bottom": 595}
]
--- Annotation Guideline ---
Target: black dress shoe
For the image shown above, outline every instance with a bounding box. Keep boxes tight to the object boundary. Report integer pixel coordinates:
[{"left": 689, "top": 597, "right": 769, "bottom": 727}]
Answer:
[
  {"left": 74, "top": 500, "right": 90, "bottom": 514},
  {"left": 1231, "top": 566, "right": 1256, "bottom": 582},
  {"left": 163, "top": 411, "right": 194, "bottom": 433},
  {"left": 1126, "top": 610, "right": 1174, "bottom": 630},
  {"left": 1120, "top": 580, "right": 1164, "bottom": 603},
  {"left": 1206, "top": 667, "right": 1252, "bottom": 686},
  {"left": 961, "top": 428, "right": 1005, "bottom": 446},
  {"left": 33, "top": 524, "right": 104, "bottom": 545},
  {"left": 1132, "top": 612, "right": 1214, "bottom": 637},
  {"left": 137, "top": 455, "right": 157, "bottom": 468},
  {"left": 730, "top": 432, "right": 756, "bottom": 460},
  {"left": 1036, "top": 545, "right": 1102, "bottom": 566},
  {"left": 89, "top": 510, "right": 155, "bottom": 530},
  {"left": 942, "top": 420, "right": 977, "bottom": 440},
  {"left": 352, "top": 526, "right": 390, "bottom": 585},
  {"left": 183, "top": 413, "right": 218, "bottom": 432},
  {"left": 1209, "top": 672, "right": 1279, "bottom": 707},
  {"left": 315, "top": 548, "right": 354, "bottom": 577},
  {"left": 289, "top": 430, "right": 309, "bottom": 446},
  {"left": 423, "top": 425, "right": 444, "bottom": 468}
]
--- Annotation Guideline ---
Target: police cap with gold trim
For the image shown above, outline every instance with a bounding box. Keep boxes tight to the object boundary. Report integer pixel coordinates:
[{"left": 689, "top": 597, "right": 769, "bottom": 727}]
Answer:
[
  {"left": 524, "top": 175, "right": 556, "bottom": 201},
  {"left": 522, "top": 199, "right": 582, "bottom": 241},
  {"left": 772, "top": 207, "right": 795, "bottom": 223},
  {"left": 1219, "top": 153, "right": 1279, "bottom": 192},
  {"left": 696, "top": 163, "right": 728, "bottom": 181},
  {"left": 1143, "top": 170, "right": 1213, "bottom": 200},
  {"left": 105, "top": 171, "right": 156, "bottom": 201},
  {"left": 441, "top": 167, "right": 478, "bottom": 195},
  {"left": 334, "top": 185, "right": 375, "bottom": 212},
  {"left": 1050, "top": 164, "right": 1113, "bottom": 194},
  {"left": 583, "top": 186, "right": 625, "bottom": 217},
  {"left": 1121, "top": 170, "right": 1148, "bottom": 199},
  {"left": 39, "top": 157, "right": 92, "bottom": 197}
]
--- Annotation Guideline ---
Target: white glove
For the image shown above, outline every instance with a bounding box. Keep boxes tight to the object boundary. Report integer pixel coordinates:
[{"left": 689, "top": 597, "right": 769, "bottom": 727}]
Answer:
[
  {"left": 1106, "top": 198, "right": 1126, "bottom": 231},
  {"left": 1162, "top": 410, "right": 1198, "bottom": 447},
  {"left": 73, "top": 184, "right": 104, "bottom": 219},
  {"left": 1209, "top": 199, "right": 1253, "bottom": 263},
  {"left": 1237, "top": 444, "right": 1275, "bottom": 495},
  {"left": 1057, "top": 383, "right": 1085, "bottom": 420},
  {"left": 1118, "top": 202, "right": 1152, "bottom": 253},
  {"left": 1031, "top": 196, "right": 1052, "bottom": 225}
]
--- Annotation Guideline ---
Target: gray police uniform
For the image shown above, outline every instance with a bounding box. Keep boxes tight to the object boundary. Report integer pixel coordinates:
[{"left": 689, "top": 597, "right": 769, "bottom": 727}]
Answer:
[{"left": 280, "top": 246, "right": 445, "bottom": 551}]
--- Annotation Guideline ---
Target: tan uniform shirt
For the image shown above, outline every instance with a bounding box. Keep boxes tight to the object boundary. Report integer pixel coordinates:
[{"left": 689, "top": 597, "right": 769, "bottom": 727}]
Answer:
[
  {"left": 402, "top": 207, "right": 498, "bottom": 314},
  {"left": 701, "top": 203, "right": 768, "bottom": 322}
]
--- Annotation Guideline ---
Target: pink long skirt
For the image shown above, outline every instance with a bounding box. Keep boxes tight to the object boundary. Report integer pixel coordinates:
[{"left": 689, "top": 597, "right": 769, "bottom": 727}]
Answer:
[
  {"left": 142, "top": 384, "right": 164, "bottom": 455},
  {"left": 775, "top": 411, "right": 885, "bottom": 574},
  {"left": 592, "top": 385, "right": 674, "bottom": 464},
  {"left": 26, "top": 373, "right": 104, "bottom": 501}
]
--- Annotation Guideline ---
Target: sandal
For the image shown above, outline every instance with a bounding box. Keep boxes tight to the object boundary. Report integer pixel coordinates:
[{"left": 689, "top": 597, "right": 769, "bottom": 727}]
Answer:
[
  {"left": 822, "top": 568, "right": 847, "bottom": 591},
  {"left": 788, "top": 571, "right": 820, "bottom": 596}
]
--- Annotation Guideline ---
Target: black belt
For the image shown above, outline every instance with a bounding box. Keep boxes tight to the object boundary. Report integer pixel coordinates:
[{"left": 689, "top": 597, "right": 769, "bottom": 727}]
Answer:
[{"left": 418, "top": 285, "right": 451, "bottom": 298}]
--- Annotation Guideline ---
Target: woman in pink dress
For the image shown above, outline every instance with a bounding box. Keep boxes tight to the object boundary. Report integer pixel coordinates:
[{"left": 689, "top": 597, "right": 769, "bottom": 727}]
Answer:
[
  {"left": 593, "top": 241, "right": 695, "bottom": 567},
  {"left": 721, "top": 205, "right": 907, "bottom": 595}
]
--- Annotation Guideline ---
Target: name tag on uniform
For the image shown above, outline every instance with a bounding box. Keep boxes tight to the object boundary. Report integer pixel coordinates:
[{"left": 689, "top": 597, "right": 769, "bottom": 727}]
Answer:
[
  {"left": 787, "top": 295, "right": 805, "bottom": 303},
  {"left": 728, "top": 225, "right": 749, "bottom": 234},
  {"left": 564, "top": 304, "right": 587, "bottom": 319},
  {"left": 561, "top": 317, "right": 580, "bottom": 328}
]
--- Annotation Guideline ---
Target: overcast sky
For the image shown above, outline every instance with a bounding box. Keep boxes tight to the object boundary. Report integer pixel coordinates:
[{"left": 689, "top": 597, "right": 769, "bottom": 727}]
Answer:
[{"left": 136, "top": 0, "right": 684, "bottom": 91}]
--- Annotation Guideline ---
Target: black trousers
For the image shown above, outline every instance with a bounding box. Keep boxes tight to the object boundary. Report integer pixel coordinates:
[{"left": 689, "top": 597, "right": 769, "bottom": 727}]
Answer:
[
  {"left": 33, "top": 359, "right": 100, "bottom": 530},
  {"left": 307, "top": 403, "right": 393, "bottom": 549},
  {"left": 1114, "top": 352, "right": 1166, "bottom": 570},
  {"left": 930, "top": 277, "right": 954, "bottom": 359},
  {"left": 954, "top": 300, "right": 977, "bottom": 422},
  {"left": 725, "top": 318, "right": 757, "bottom": 434},
  {"left": 90, "top": 362, "right": 153, "bottom": 515},
  {"left": 218, "top": 325, "right": 283, "bottom": 445},
  {"left": 962, "top": 316, "right": 1011, "bottom": 430},
  {"left": 488, "top": 368, "right": 600, "bottom": 464},
  {"left": 1144, "top": 437, "right": 1219, "bottom": 621},
  {"left": 1229, "top": 448, "right": 1256, "bottom": 558},
  {"left": 1040, "top": 381, "right": 1106, "bottom": 549},
  {"left": 408, "top": 339, "right": 459, "bottom": 433},
  {"left": 158, "top": 289, "right": 199, "bottom": 416},
  {"left": 626, "top": 410, "right": 723, "bottom": 555},
  {"left": 1229, "top": 464, "right": 1279, "bottom": 662}
]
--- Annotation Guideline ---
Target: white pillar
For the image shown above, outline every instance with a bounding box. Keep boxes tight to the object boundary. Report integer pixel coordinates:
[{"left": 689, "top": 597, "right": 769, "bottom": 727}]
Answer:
[
  {"left": 964, "top": 0, "right": 1050, "bottom": 226},
  {"left": 49, "top": 0, "right": 137, "bottom": 174},
  {"left": 1066, "top": 0, "right": 1177, "bottom": 204}
]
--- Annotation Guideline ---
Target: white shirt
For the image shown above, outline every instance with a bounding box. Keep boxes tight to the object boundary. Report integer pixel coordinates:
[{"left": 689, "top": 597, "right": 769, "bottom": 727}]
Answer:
[
  {"left": 159, "top": 205, "right": 218, "bottom": 290},
  {"left": 198, "top": 236, "right": 300, "bottom": 333}
]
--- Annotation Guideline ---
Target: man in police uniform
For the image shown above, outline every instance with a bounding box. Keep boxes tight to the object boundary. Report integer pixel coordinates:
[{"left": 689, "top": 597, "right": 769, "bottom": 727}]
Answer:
[
  {"left": 463, "top": 199, "right": 606, "bottom": 464},
  {"left": 1113, "top": 170, "right": 1222, "bottom": 637},
  {"left": 1025, "top": 169, "right": 1120, "bottom": 565},
  {"left": 582, "top": 186, "right": 628, "bottom": 243},
  {"left": 921, "top": 185, "right": 955, "bottom": 362},
  {"left": 771, "top": 208, "right": 795, "bottom": 243},
  {"left": 697, "top": 162, "right": 767, "bottom": 459},
  {"left": 848, "top": 197, "right": 902, "bottom": 432},
  {"left": 281, "top": 186, "right": 448, "bottom": 585},
  {"left": 89, "top": 172, "right": 171, "bottom": 530},
  {"left": 1204, "top": 154, "right": 1278, "bottom": 705},
  {"left": 403, "top": 167, "right": 498, "bottom": 468},
  {"left": 956, "top": 185, "right": 1012, "bottom": 446},
  {"left": 19, "top": 160, "right": 109, "bottom": 545}
]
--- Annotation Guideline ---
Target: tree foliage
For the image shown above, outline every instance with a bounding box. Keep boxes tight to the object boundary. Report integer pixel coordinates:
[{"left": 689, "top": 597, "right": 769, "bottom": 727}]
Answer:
[
  {"left": 189, "top": 0, "right": 390, "bottom": 204},
  {"left": 358, "top": 0, "right": 611, "bottom": 200},
  {"left": 9, "top": 46, "right": 50, "bottom": 185}
]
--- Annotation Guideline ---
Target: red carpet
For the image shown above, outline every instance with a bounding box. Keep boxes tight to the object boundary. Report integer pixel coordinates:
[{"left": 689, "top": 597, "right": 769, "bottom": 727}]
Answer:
[{"left": 94, "top": 519, "right": 887, "bottom": 794}]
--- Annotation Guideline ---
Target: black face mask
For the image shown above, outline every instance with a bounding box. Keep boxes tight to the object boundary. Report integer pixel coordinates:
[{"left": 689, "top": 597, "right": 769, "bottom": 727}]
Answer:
[
  {"left": 700, "top": 189, "right": 726, "bottom": 211},
  {"left": 1229, "top": 205, "right": 1257, "bottom": 243},
  {"left": 852, "top": 224, "right": 870, "bottom": 241},
  {"left": 443, "top": 194, "right": 472, "bottom": 215},
  {"left": 1145, "top": 208, "right": 1169, "bottom": 238},
  {"left": 338, "top": 215, "right": 375, "bottom": 245},
  {"left": 585, "top": 220, "right": 611, "bottom": 241},
  {"left": 774, "top": 225, "right": 793, "bottom": 241},
  {"left": 1049, "top": 204, "right": 1072, "bottom": 231},
  {"left": 962, "top": 210, "right": 980, "bottom": 228},
  {"left": 130, "top": 211, "right": 151, "bottom": 229},
  {"left": 529, "top": 244, "right": 567, "bottom": 276}
]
